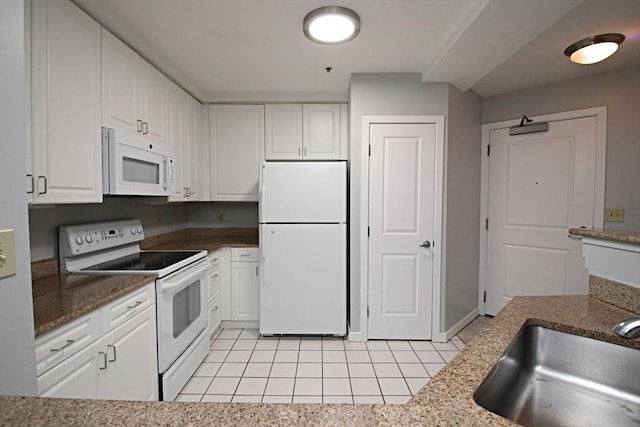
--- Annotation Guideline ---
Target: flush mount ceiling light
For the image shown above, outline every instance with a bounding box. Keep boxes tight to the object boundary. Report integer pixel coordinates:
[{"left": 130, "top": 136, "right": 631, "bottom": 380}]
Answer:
[
  {"left": 564, "top": 33, "right": 625, "bottom": 64},
  {"left": 303, "top": 6, "right": 360, "bottom": 45}
]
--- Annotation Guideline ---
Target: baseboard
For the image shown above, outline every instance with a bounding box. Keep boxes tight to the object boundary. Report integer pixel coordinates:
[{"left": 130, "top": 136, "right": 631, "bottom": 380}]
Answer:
[
  {"left": 348, "top": 328, "right": 365, "bottom": 342},
  {"left": 220, "top": 320, "right": 259, "bottom": 330},
  {"left": 438, "top": 308, "right": 479, "bottom": 342}
]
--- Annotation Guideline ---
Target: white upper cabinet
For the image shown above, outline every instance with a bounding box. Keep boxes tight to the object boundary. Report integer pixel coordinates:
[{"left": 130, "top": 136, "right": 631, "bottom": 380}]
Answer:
[
  {"left": 265, "top": 104, "right": 344, "bottom": 160},
  {"left": 102, "top": 29, "right": 166, "bottom": 144},
  {"left": 265, "top": 104, "right": 303, "bottom": 159},
  {"left": 209, "top": 105, "right": 264, "bottom": 201},
  {"left": 167, "top": 87, "right": 202, "bottom": 202},
  {"left": 29, "top": 0, "right": 103, "bottom": 204}
]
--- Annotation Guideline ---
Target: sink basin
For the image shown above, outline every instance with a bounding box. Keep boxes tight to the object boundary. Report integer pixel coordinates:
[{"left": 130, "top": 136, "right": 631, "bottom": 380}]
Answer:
[{"left": 474, "top": 325, "right": 640, "bottom": 426}]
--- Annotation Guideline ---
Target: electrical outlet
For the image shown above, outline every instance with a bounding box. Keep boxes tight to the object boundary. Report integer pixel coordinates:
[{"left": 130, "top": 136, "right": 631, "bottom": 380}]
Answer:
[
  {"left": 218, "top": 212, "right": 225, "bottom": 222},
  {"left": 605, "top": 208, "right": 625, "bottom": 222},
  {"left": 0, "top": 229, "right": 17, "bottom": 279}
]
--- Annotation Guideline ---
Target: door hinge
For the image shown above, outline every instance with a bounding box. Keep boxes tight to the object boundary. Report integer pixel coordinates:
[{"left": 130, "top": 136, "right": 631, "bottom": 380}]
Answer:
[
  {"left": 485, "top": 218, "right": 489, "bottom": 230},
  {"left": 487, "top": 144, "right": 490, "bottom": 156},
  {"left": 483, "top": 291, "right": 487, "bottom": 303},
  {"left": 368, "top": 145, "right": 371, "bottom": 156},
  {"left": 367, "top": 306, "right": 369, "bottom": 317}
]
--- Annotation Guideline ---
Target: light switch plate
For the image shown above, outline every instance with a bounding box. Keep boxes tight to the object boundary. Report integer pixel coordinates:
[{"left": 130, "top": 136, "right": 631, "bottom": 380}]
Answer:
[
  {"left": 605, "top": 208, "right": 625, "bottom": 223},
  {"left": 0, "top": 229, "right": 17, "bottom": 279}
]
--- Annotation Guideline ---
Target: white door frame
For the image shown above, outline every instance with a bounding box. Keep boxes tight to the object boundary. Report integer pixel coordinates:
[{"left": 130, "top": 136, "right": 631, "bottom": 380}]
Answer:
[
  {"left": 478, "top": 107, "right": 607, "bottom": 315},
  {"left": 359, "top": 115, "right": 445, "bottom": 341}
]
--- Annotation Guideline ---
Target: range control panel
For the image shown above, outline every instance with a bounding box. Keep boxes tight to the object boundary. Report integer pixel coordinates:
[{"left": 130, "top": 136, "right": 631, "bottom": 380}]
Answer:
[{"left": 59, "top": 219, "right": 144, "bottom": 256}]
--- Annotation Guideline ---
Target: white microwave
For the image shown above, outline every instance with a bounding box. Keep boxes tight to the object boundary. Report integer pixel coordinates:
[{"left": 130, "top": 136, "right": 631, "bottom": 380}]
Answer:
[{"left": 102, "top": 127, "right": 175, "bottom": 196}]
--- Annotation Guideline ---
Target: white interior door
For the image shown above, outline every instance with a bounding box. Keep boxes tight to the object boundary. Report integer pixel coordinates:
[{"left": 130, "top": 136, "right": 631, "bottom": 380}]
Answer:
[
  {"left": 368, "top": 124, "right": 437, "bottom": 340},
  {"left": 485, "top": 117, "right": 598, "bottom": 315}
]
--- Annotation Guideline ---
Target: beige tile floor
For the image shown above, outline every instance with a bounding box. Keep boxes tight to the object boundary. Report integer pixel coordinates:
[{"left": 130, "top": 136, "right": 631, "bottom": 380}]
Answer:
[{"left": 175, "top": 316, "right": 492, "bottom": 404}]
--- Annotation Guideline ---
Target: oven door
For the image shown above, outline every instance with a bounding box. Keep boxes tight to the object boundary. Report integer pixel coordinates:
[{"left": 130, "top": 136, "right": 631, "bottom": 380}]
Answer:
[
  {"left": 156, "top": 259, "right": 207, "bottom": 373},
  {"left": 102, "top": 127, "right": 175, "bottom": 196}
]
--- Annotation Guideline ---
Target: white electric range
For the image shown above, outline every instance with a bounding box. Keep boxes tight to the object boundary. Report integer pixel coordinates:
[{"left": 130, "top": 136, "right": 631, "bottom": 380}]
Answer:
[{"left": 59, "top": 219, "right": 209, "bottom": 401}]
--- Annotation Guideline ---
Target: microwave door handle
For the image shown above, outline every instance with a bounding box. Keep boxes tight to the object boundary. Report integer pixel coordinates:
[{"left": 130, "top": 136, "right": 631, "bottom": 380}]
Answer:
[{"left": 163, "top": 157, "right": 168, "bottom": 189}]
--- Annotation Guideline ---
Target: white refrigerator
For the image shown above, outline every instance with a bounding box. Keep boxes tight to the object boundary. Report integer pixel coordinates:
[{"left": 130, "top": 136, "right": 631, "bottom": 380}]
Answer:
[{"left": 259, "top": 161, "right": 347, "bottom": 335}]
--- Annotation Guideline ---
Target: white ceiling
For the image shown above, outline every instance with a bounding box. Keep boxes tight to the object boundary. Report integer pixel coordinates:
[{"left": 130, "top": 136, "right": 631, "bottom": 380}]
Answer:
[{"left": 72, "top": 0, "right": 640, "bottom": 102}]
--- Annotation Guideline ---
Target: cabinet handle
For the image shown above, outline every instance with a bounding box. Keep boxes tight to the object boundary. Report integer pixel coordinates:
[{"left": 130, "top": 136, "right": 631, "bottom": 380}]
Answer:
[
  {"left": 304, "top": 147, "right": 307, "bottom": 157},
  {"left": 27, "top": 174, "right": 34, "bottom": 194},
  {"left": 37, "top": 176, "right": 47, "bottom": 195},
  {"left": 137, "top": 119, "right": 143, "bottom": 133},
  {"left": 142, "top": 121, "right": 149, "bottom": 135},
  {"left": 256, "top": 265, "right": 259, "bottom": 276},
  {"left": 98, "top": 351, "right": 107, "bottom": 370},
  {"left": 298, "top": 146, "right": 301, "bottom": 157},
  {"left": 107, "top": 344, "right": 117, "bottom": 363},
  {"left": 213, "top": 305, "right": 219, "bottom": 311},
  {"left": 127, "top": 300, "right": 143, "bottom": 310},
  {"left": 50, "top": 339, "right": 74, "bottom": 353},
  {"left": 212, "top": 274, "right": 218, "bottom": 279}
]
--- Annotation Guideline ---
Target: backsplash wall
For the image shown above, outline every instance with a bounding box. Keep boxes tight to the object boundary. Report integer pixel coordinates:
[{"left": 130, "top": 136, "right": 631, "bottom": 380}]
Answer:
[{"left": 28, "top": 198, "right": 259, "bottom": 261}]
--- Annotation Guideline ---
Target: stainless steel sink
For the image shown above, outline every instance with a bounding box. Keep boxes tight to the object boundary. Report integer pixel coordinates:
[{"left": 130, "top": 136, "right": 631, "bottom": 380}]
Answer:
[{"left": 474, "top": 325, "right": 640, "bottom": 426}]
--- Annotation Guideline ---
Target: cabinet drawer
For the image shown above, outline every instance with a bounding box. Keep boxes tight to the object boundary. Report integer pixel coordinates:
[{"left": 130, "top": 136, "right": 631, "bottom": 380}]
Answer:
[
  {"left": 207, "top": 266, "right": 221, "bottom": 301},
  {"left": 208, "top": 297, "right": 221, "bottom": 340},
  {"left": 100, "top": 283, "right": 155, "bottom": 334},
  {"left": 231, "top": 247, "right": 259, "bottom": 262},
  {"left": 208, "top": 252, "right": 221, "bottom": 269},
  {"left": 35, "top": 311, "right": 100, "bottom": 376}
]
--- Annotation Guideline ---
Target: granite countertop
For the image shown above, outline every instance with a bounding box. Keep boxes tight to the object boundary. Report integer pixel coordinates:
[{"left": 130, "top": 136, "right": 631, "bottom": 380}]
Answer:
[
  {"left": 569, "top": 228, "right": 640, "bottom": 245},
  {"left": 7, "top": 294, "right": 638, "bottom": 426},
  {"left": 31, "top": 228, "right": 258, "bottom": 337},
  {"left": 32, "top": 274, "right": 156, "bottom": 337}
]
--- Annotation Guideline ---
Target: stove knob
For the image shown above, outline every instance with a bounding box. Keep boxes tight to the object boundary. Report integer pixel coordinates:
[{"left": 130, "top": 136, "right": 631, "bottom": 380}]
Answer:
[
  {"left": 75, "top": 235, "right": 83, "bottom": 245},
  {"left": 85, "top": 234, "right": 93, "bottom": 243},
  {"left": 137, "top": 226, "right": 143, "bottom": 234},
  {"left": 131, "top": 227, "right": 137, "bottom": 235}
]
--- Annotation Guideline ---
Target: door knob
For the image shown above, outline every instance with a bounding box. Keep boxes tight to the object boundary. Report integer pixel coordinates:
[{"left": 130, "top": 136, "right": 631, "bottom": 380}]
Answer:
[{"left": 420, "top": 241, "right": 431, "bottom": 248}]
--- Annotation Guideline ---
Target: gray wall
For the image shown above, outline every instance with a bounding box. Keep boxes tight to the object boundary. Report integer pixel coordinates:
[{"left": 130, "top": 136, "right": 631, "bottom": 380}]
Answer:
[
  {"left": 443, "top": 86, "right": 482, "bottom": 330},
  {"left": 348, "top": 74, "right": 451, "bottom": 334},
  {"left": 483, "top": 66, "right": 640, "bottom": 232},
  {"left": 29, "top": 200, "right": 259, "bottom": 261},
  {"left": 0, "top": 0, "right": 37, "bottom": 396}
]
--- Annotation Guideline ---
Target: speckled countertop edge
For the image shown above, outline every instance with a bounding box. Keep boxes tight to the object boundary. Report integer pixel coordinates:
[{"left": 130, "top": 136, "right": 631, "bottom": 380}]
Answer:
[
  {"left": 10, "top": 295, "right": 639, "bottom": 426},
  {"left": 568, "top": 228, "right": 640, "bottom": 244}
]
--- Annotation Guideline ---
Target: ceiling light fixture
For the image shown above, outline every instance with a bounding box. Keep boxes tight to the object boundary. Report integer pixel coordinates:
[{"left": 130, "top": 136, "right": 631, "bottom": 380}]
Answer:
[
  {"left": 303, "top": 6, "right": 360, "bottom": 45},
  {"left": 564, "top": 33, "right": 625, "bottom": 64}
]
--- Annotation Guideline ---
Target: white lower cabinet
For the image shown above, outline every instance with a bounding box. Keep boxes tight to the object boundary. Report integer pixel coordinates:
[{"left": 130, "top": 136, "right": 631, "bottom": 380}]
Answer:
[
  {"left": 207, "top": 297, "right": 221, "bottom": 340},
  {"left": 36, "top": 283, "right": 158, "bottom": 401},
  {"left": 38, "top": 339, "right": 101, "bottom": 399},
  {"left": 206, "top": 249, "right": 224, "bottom": 339},
  {"left": 231, "top": 248, "right": 260, "bottom": 322}
]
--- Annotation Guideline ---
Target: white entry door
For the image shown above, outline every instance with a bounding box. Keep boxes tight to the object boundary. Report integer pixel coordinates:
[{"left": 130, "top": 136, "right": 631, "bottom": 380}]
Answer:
[
  {"left": 485, "top": 116, "right": 600, "bottom": 315},
  {"left": 368, "top": 123, "right": 438, "bottom": 340}
]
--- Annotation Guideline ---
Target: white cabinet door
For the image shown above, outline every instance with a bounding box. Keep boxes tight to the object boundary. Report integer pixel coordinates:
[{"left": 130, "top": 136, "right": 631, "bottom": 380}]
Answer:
[
  {"left": 102, "top": 29, "right": 140, "bottom": 134},
  {"left": 184, "top": 95, "right": 201, "bottom": 199},
  {"left": 102, "top": 29, "right": 167, "bottom": 144},
  {"left": 30, "top": 0, "right": 102, "bottom": 204},
  {"left": 265, "top": 104, "right": 302, "bottom": 160},
  {"left": 231, "top": 262, "right": 260, "bottom": 321},
  {"left": 140, "top": 63, "right": 167, "bottom": 143},
  {"left": 209, "top": 105, "right": 264, "bottom": 201},
  {"left": 37, "top": 339, "right": 101, "bottom": 399},
  {"left": 100, "top": 305, "right": 158, "bottom": 401},
  {"left": 303, "top": 104, "right": 341, "bottom": 160},
  {"left": 167, "top": 84, "right": 187, "bottom": 201}
]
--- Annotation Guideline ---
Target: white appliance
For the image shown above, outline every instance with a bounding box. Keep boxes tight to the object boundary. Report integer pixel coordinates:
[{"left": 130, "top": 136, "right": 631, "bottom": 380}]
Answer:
[
  {"left": 102, "top": 127, "right": 175, "bottom": 196},
  {"left": 259, "top": 161, "right": 347, "bottom": 335},
  {"left": 59, "top": 219, "right": 208, "bottom": 402}
]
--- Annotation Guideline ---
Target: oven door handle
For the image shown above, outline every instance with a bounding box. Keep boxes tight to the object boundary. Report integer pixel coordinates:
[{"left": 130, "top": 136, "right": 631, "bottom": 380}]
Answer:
[{"left": 157, "top": 263, "right": 206, "bottom": 293}]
